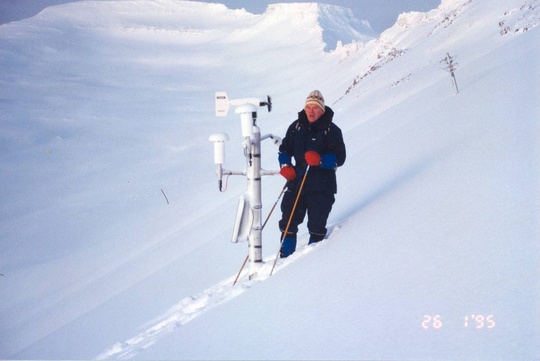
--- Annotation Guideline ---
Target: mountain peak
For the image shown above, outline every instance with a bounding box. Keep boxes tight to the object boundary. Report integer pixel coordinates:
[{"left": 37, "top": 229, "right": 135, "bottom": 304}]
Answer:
[
  {"left": 263, "top": 2, "right": 376, "bottom": 51},
  {"left": 317, "top": 3, "right": 376, "bottom": 51}
]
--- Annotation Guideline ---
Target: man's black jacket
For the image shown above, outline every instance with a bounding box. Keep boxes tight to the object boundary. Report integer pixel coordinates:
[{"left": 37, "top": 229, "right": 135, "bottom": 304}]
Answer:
[{"left": 279, "top": 106, "right": 346, "bottom": 194}]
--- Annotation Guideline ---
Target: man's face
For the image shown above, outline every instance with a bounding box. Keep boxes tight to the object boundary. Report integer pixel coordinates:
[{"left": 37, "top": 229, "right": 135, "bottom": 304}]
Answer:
[{"left": 305, "top": 104, "right": 324, "bottom": 123}]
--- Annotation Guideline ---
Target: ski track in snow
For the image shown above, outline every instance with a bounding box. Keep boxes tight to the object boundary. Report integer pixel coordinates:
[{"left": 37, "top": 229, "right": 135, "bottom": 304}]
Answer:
[{"left": 95, "top": 229, "right": 339, "bottom": 360}]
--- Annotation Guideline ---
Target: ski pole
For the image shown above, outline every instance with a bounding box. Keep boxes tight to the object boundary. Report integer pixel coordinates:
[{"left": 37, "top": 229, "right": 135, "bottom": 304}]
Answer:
[
  {"left": 233, "top": 182, "right": 288, "bottom": 286},
  {"left": 232, "top": 255, "right": 249, "bottom": 287},
  {"left": 270, "top": 165, "right": 310, "bottom": 276},
  {"left": 262, "top": 183, "right": 288, "bottom": 230}
]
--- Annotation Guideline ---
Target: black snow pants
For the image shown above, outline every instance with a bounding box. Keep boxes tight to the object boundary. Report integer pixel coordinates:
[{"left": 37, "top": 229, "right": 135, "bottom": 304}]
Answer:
[{"left": 279, "top": 188, "right": 335, "bottom": 242}]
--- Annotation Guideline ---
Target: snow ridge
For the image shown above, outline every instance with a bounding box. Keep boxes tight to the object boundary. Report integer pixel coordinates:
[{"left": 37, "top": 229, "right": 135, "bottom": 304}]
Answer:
[
  {"left": 335, "top": 0, "right": 540, "bottom": 102},
  {"left": 263, "top": 3, "right": 375, "bottom": 51},
  {"left": 316, "top": 4, "right": 376, "bottom": 51}
]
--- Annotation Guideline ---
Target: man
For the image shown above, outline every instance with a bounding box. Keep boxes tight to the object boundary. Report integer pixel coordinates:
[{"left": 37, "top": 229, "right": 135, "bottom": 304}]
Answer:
[{"left": 277, "top": 90, "right": 346, "bottom": 257}]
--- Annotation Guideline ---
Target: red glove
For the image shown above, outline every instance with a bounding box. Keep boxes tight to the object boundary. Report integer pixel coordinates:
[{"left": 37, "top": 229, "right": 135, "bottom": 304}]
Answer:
[
  {"left": 305, "top": 151, "right": 321, "bottom": 166},
  {"left": 279, "top": 165, "right": 296, "bottom": 180}
]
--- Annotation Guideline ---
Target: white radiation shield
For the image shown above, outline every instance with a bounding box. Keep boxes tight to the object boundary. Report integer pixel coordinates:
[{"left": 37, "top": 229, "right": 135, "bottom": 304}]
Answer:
[{"left": 231, "top": 195, "right": 252, "bottom": 243}]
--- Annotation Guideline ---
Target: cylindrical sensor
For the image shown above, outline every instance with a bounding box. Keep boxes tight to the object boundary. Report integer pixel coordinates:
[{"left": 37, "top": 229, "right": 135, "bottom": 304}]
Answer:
[{"left": 208, "top": 133, "right": 229, "bottom": 164}]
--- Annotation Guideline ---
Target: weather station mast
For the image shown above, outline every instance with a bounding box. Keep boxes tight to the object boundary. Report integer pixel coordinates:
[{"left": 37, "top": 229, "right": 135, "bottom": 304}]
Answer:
[{"left": 209, "top": 92, "right": 281, "bottom": 280}]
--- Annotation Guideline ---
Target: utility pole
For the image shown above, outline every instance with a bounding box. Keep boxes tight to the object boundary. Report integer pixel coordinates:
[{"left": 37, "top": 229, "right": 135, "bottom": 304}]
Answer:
[
  {"left": 209, "top": 92, "right": 280, "bottom": 279},
  {"left": 441, "top": 52, "right": 459, "bottom": 94}
]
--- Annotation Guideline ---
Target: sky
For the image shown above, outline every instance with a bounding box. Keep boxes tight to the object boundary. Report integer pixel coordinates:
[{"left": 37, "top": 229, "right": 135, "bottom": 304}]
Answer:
[{"left": 0, "top": 0, "right": 442, "bottom": 33}]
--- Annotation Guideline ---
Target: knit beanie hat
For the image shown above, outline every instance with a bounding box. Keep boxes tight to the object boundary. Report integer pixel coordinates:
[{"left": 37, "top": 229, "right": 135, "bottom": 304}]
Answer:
[{"left": 305, "top": 90, "right": 325, "bottom": 111}]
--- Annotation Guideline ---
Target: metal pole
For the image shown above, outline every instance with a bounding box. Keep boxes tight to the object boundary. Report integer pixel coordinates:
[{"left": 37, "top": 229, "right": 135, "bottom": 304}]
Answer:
[
  {"left": 247, "top": 124, "right": 263, "bottom": 278},
  {"left": 233, "top": 183, "right": 287, "bottom": 286}
]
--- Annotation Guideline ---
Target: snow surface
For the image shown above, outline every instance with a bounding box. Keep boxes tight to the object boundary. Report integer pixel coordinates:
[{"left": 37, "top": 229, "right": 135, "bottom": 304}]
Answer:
[{"left": 0, "top": 0, "right": 539, "bottom": 359}]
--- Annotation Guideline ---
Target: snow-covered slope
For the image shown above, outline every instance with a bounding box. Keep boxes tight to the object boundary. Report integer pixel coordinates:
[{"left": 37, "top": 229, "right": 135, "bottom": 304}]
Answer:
[{"left": 0, "top": 0, "right": 538, "bottom": 359}]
